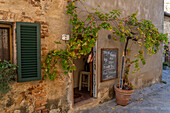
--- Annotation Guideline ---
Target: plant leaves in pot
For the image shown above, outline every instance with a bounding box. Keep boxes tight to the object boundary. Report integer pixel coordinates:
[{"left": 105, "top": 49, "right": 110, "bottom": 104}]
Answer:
[
  {"left": 114, "top": 56, "right": 134, "bottom": 106},
  {"left": 163, "top": 62, "right": 169, "bottom": 70}
]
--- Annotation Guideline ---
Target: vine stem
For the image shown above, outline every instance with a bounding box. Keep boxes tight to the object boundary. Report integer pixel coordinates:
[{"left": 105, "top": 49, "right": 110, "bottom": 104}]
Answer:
[
  {"left": 119, "top": 36, "right": 136, "bottom": 89},
  {"left": 119, "top": 37, "right": 128, "bottom": 89}
]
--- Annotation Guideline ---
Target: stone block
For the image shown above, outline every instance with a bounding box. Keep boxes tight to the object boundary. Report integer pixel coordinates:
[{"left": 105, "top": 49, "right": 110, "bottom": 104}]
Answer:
[
  {"left": 14, "top": 110, "right": 21, "bottom": 113},
  {"left": 42, "top": 109, "right": 49, "bottom": 113},
  {"left": 20, "top": 100, "right": 26, "bottom": 106},
  {"left": 0, "top": 1, "right": 5, "bottom": 4},
  {"left": 50, "top": 109, "right": 60, "bottom": 113},
  {"left": 2, "top": 12, "right": 8, "bottom": 20},
  {"left": 17, "top": 97, "right": 23, "bottom": 106},
  {"left": 36, "top": 110, "right": 42, "bottom": 113},
  {"left": 28, "top": 105, "right": 34, "bottom": 113},
  {"left": 35, "top": 92, "right": 47, "bottom": 97},
  {"left": 35, "top": 106, "right": 46, "bottom": 111},
  {"left": 36, "top": 99, "right": 47, "bottom": 105},
  {"left": 41, "top": 35, "right": 46, "bottom": 38},
  {"left": 41, "top": 47, "right": 47, "bottom": 50}
]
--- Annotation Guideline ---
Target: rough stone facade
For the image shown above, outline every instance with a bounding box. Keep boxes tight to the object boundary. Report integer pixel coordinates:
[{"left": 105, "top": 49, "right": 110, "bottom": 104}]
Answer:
[
  {"left": 164, "top": 0, "right": 170, "bottom": 64},
  {"left": 71, "top": 0, "right": 164, "bottom": 112},
  {"left": 0, "top": 0, "right": 72, "bottom": 113},
  {"left": 164, "top": 15, "right": 170, "bottom": 46},
  {"left": 0, "top": 0, "right": 164, "bottom": 113},
  {"left": 164, "top": 15, "right": 170, "bottom": 63}
]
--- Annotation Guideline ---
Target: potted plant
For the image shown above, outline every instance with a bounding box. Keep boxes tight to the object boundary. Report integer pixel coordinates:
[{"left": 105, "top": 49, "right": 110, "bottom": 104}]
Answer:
[
  {"left": 114, "top": 56, "right": 135, "bottom": 105},
  {"left": 163, "top": 62, "right": 169, "bottom": 70},
  {"left": 112, "top": 14, "right": 169, "bottom": 105}
]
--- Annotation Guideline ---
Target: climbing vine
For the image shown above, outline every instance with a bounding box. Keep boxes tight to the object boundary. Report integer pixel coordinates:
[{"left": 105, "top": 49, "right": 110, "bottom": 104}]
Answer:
[
  {"left": 0, "top": 59, "right": 17, "bottom": 97},
  {"left": 43, "top": 0, "right": 168, "bottom": 84}
]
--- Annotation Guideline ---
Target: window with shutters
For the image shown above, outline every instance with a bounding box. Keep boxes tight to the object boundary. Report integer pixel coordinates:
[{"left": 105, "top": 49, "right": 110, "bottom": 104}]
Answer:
[
  {"left": 16, "top": 22, "right": 41, "bottom": 82},
  {"left": 0, "top": 24, "right": 12, "bottom": 62}
]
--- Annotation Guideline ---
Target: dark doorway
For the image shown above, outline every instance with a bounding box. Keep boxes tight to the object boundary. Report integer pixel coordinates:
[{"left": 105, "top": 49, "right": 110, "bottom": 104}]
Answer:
[{"left": 73, "top": 52, "right": 93, "bottom": 104}]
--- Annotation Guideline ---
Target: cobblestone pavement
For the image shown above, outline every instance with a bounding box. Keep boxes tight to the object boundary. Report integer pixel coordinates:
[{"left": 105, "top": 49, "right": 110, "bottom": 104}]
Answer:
[{"left": 80, "top": 68, "right": 170, "bottom": 113}]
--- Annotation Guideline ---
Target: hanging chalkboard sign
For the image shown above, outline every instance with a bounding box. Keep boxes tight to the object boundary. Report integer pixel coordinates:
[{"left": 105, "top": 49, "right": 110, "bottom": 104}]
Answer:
[{"left": 101, "top": 48, "right": 118, "bottom": 82}]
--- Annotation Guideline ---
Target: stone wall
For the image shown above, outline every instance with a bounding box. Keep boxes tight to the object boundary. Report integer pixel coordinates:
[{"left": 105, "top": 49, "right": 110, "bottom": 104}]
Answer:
[
  {"left": 71, "top": 0, "right": 164, "bottom": 112},
  {"left": 165, "top": 1, "right": 170, "bottom": 13},
  {"left": 0, "top": 75, "right": 72, "bottom": 113},
  {"left": 164, "top": 0, "right": 170, "bottom": 63},
  {"left": 164, "top": 16, "right": 170, "bottom": 47},
  {"left": 0, "top": 0, "right": 72, "bottom": 113},
  {"left": 0, "top": 0, "right": 164, "bottom": 113},
  {"left": 94, "top": 0, "right": 163, "bottom": 99},
  {"left": 164, "top": 16, "right": 170, "bottom": 63}
]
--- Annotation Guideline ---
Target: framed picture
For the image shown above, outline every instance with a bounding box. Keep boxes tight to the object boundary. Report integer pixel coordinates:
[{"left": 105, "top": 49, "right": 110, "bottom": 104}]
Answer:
[{"left": 101, "top": 48, "right": 118, "bottom": 82}]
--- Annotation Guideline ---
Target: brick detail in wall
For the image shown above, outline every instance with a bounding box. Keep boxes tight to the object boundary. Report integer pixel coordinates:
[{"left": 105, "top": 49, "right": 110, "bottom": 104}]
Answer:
[
  {"left": 0, "top": 10, "right": 49, "bottom": 37},
  {"left": 41, "top": 44, "right": 48, "bottom": 64},
  {"left": 34, "top": 21, "right": 49, "bottom": 39},
  {"left": 27, "top": 0, "right": 52, "bottom": 12},
  {"left": 0, "top": 1, "right": 5, "bottom": 4},
  {"left": 0, "top": 80, "right": 50, "bottom": 113},
  {"left": 33, "top": 80, "right": 49, "bottom": 113}
]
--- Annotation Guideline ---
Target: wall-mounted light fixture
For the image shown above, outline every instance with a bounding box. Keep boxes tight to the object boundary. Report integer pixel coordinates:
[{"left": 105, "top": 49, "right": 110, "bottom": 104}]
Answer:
[{"left": 108, "top": 34, "right": 111, "bottom": 39}]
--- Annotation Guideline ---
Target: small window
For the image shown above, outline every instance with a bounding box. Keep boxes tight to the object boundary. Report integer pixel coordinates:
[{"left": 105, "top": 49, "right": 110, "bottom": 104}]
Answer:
[
  {"left": 0, "top": 24, "right": 12, "bottom": 62},
  {"left": 16, "top": 22, "right": 41, "bottom": 82}
]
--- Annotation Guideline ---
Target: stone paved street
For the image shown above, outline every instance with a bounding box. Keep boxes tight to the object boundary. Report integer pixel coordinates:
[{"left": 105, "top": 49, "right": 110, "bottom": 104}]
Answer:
[{"left": 80, "top": 68, "right": 170, "bottom": 113}]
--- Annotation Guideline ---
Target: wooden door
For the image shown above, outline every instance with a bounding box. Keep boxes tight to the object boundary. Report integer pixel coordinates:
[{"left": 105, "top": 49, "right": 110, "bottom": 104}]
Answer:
[{"left": 90, "top": 62, "right": 93, "bottom": 96}]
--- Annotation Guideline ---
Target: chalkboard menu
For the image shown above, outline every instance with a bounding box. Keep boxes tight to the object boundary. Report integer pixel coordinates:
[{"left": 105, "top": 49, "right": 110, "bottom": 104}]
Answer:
[{"left": 101, "top": 48, "right": 118, "bottom": 82}]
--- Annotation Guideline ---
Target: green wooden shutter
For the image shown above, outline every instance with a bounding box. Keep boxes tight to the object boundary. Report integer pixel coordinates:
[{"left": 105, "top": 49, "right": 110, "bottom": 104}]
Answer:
[{"left": 16, "top": 22, "right": 41, "bottom": 82}]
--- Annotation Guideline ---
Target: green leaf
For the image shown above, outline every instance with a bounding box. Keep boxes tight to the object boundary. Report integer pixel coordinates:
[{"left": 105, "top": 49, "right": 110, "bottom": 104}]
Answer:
[
  {"left": 64, "top": 71, "right": 68, "bottom": 75},
  {"left": 132, "top": 71, "right": 136, "bottom": 73},
  {"left": 55, "top": 41, "right": 61, "bottom": 44}
]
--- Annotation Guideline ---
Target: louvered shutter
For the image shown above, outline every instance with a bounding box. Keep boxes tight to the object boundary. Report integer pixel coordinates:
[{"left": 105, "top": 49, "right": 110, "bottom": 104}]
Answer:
[{"left": 16, "top": 22, "right": 41, "bottom": 82}]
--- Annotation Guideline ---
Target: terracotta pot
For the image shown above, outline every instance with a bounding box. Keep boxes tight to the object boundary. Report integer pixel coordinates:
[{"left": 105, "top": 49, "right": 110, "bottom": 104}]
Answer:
[{"left": 114, "top": 84, "right": 134, "bottom": 106}]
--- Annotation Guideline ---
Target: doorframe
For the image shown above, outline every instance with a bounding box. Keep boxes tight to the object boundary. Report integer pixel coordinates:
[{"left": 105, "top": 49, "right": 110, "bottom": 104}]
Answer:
[
  {"left": 71, "top": 41, "right": 98, "bottom": 107},
  {"left": 0, "top": 24, "right": 13, "bottom": 62}
]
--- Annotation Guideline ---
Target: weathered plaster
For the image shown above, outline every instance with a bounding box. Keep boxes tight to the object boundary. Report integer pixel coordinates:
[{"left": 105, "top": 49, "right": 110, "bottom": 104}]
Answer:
[
  {"left": 164, "top": 16, "right": 170, "bottom": 46},
  {"left": 0, "top": 0, "right": 71, "bottom": 113},
  {"left": 0, "top": 0, "right": 164, "bottom": 112},
  {"left": 71, "top": 0, "right": 164, "bottom": 112},
  {"left": 164, "top": 15, "right": 170, "bottom": 63}
]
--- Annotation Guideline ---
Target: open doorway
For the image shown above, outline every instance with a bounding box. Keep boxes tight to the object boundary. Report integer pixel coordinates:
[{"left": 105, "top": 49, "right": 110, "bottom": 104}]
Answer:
[{"left": 73, "top": 50, "right": 93, "bottom": 104}]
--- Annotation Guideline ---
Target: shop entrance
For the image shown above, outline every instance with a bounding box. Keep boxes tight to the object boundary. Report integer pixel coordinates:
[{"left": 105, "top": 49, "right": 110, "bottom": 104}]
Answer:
[{"left": 73, "top": 51, "right": 93, "bottom": 104}]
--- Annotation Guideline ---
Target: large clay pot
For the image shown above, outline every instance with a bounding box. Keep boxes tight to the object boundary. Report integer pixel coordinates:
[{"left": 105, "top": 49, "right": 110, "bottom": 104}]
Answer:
[{"left": 114, "top": 84, "right": 134, "bottom": 106}]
